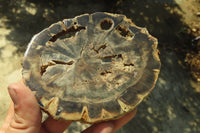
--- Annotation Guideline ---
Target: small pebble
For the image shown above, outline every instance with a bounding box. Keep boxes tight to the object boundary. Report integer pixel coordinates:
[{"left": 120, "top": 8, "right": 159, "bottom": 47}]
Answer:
[{"left": 192, "top": 28, "right": 197, "bottom": 32}]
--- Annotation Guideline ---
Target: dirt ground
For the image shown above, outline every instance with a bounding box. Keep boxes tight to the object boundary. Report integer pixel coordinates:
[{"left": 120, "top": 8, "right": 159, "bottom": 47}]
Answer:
[{"left": 0, "top": 0, "right": 200, "bottom": 133}]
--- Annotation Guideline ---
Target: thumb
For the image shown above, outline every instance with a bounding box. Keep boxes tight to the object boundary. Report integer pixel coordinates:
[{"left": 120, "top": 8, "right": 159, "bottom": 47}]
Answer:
[{"left": 6, "top": 81, "right": 42, "bottom": 133}]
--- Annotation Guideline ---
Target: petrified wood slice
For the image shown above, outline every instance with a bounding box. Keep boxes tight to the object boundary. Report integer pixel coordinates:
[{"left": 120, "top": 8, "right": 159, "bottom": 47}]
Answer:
[{"left": 22, "top": 12, "right": 161, "bottom": 123}]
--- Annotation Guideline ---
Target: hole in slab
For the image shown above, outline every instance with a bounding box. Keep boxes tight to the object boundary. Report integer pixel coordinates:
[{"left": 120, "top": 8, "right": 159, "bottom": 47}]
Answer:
[
  {"left": 40, "top": 62, "right": 55, "bottom": 76},
  {"left": 49, "top": 25, "right": 86, "bottom": 42},
  {"left": 92, "top": 43, "right": 107, "bottom": 53},
  {"left": 116, "top": 25, "right": 134, "bottom": 39},
  {"left": 40, "top": 60, "right": 74, "bottom": 76},
  {"left": 100, "top": 19, "right": 113, "bottom": 30},
  {"left": 100, "top": 54, "right": 123, "bottom": 63},
  {"left": 74, "top": 21, "right": 77, "bottom": 25},
  {"left": 124, "top": 63, "right": 134, "bottom": 66},
  {"left": 100, "top": 70, "right": 111, "bottom": 75},
  {"left": 52, "top": 60, "right": 74, "bottom": 65}
]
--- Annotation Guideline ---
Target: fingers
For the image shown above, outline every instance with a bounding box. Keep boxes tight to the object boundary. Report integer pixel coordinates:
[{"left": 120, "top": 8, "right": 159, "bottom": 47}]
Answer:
[
  {"left": 5, "top": 80, "right": 42, "bottom": 133},
  {"left": 111, "top": 108, "right": 137, "bottom": 132},
  {"left": 82, "top": 108, "right": 137, "bottom": 133},
  {"left": 82, "top": 122, "right": 114, "bottom": 133},
  {"left": 41, "top": 117, "right": 72, "bottom": 133}
]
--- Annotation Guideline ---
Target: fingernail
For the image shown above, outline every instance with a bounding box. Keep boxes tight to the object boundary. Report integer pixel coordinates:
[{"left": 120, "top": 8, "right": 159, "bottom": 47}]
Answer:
[
  {"left": 8, "top": 87, "right": 18, "bottom": 106},
  {"left": 101, "top": 122, "right": 114, "bottom": 133}
]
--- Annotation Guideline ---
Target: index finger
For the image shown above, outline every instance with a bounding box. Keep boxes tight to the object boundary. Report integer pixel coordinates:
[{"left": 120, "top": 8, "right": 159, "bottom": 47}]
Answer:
[
  {"left": 41, "top": 117, "right": 72, "bottom": 133},
  {"left": 82, "top": 108, "right": 137, "bottom": 133}
]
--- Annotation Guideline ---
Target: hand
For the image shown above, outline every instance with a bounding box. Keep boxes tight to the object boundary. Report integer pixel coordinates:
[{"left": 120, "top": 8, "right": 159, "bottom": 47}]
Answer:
[{"left": 0, "top": 81, "right": 136, "bottom": 133}]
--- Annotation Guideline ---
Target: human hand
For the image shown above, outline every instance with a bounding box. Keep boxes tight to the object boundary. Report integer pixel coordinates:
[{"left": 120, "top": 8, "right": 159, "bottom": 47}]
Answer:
[{"left": 0, "top": 81, "right": 136, "bottom": 133}]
